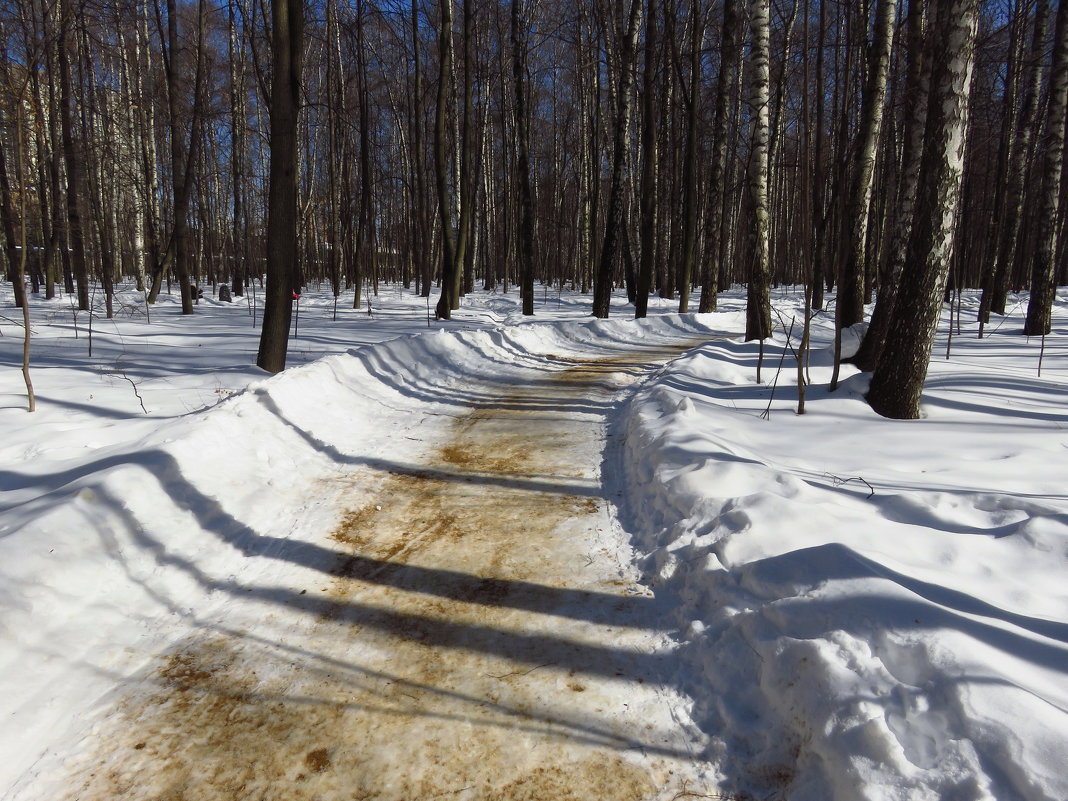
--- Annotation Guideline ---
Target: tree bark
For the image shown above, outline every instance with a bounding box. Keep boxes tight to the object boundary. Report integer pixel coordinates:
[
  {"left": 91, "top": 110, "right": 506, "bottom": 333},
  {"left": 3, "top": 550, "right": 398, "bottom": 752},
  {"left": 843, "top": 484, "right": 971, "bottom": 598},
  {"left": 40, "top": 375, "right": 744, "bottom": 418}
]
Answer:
[
  {"left": 433, "top": 0, "right": 458, "bottom": 320},
  {"left": 981, "top": 0, "right": 1049, "bottom": 322},
  {"left": 745, "top": 0, "right": 772, "bottom": 342},
  {"left": 511, "top": 0, "right": 535, "bottom": 316},
  {"left": 256, "top": 0, "right": 303, "bottom": 372},
  {"left": 677, "top": 0, "right": 703, "bottom": 313},
  {"left": 635, "top": 0, "right": 658, "bottom": 319},
  {"left": 868, "top": 0, "right": 978, "bottom": 420},
  {"left": 853, "top": 0, "right": 929, "bottom": 371},
  {"left": 58, "top": 0, "right": 89, "bottom": 312},
  {"left": 699, "top": 0, "right": 740, "bottom": 314},
  {"left": 1024, "top": 0, "right": 1068, "bottom": 336},
  {"left": 592, "top": 0, "right": 642, "bottom": 318},
  {"left": 839, "top": 0, "right": 896, "bottom": 328}
]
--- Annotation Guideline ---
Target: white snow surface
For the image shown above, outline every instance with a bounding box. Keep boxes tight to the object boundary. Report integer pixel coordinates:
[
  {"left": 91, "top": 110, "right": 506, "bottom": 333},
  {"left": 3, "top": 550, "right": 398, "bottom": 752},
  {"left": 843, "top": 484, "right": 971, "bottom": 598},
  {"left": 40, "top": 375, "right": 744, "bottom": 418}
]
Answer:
[{"left": 1, "top": 282, "right": 1066, "bottom": 800}]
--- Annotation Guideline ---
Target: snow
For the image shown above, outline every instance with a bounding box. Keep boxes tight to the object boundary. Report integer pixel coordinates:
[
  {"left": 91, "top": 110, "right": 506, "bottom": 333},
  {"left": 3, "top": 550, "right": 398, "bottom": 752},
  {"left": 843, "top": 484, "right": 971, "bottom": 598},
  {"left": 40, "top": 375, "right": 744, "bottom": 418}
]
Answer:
[
  {"left": 1, "top": 282, "right": 1065, "bottom": 800},
  {"left": 622, "top": 290, "right": 1068, "bottom": 800}
]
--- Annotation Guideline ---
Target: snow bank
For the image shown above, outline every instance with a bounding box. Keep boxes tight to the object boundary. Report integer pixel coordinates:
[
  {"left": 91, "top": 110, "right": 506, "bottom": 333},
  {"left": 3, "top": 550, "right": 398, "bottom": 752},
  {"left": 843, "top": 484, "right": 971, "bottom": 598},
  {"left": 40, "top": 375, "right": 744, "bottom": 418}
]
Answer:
[{"left": 621, "top": 295, "right": 1068, "bottom": 801}]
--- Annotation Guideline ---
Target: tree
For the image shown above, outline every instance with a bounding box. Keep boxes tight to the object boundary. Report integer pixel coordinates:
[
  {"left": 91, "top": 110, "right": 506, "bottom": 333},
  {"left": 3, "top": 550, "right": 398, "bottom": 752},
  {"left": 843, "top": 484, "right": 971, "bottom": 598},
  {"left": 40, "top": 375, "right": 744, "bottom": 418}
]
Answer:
[
  {"left": 853, "top": 0, "right": 929, "bottom": 371},
  {"left": 433, "top": 0, "right": 457, "bottom": 320},
  {"left": 1024, "top": 0, "right": 1068, "bottom": 337},
  {"left": 592, "top": 0, "right": 642, "bottom": 319},
  {"left": 839, "top": 0, "right": 896, "bottom": 329},
  {"left": 744, "top": 0, "right": 772, "bottom": 343},
  {"left": 634, "top": 0, "right": 658, "bottom": 319},
  {"left": 58, "top": 0, "right": 89, "bottom": 312},
  {"left": 162, "top": 0, "right": 207, "bottom": 315},
  {"left": 676, "top": 0, "right": 704, "bottom": 314},
  {"left": 698, "top": 0, "right": 740, "bottom": 314},
  {"left": 256, "top": 0, "right": 304, "bottom": 373},
  {"left": 511, "top": 0, "right": 535, "bottom": 316},
  {"left": 868, "top": 0, "right": 979, "bottom": 420},
  {"left": 980, "top": 0, "right": 1049, "bottom": 325}
]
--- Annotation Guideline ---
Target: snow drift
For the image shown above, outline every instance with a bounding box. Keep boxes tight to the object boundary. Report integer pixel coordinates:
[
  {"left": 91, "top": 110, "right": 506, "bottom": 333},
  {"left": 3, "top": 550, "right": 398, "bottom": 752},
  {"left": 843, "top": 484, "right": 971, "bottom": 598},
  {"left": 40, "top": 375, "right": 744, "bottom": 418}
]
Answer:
[{"left": 621, "top": 295, "right": 1068, "bottom": 801}]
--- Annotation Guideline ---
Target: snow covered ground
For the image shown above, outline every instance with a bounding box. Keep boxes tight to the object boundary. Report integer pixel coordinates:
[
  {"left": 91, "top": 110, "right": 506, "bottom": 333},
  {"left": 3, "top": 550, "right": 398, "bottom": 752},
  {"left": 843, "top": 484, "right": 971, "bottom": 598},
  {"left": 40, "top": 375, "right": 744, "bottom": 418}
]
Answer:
[{"left": 1, "top": 281, "right": 1065, "bottom": 800}]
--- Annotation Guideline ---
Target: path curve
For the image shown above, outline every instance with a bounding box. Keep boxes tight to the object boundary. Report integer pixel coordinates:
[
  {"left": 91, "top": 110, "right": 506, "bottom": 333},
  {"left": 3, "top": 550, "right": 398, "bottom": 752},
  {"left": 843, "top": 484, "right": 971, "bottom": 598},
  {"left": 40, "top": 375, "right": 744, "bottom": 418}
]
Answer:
[{"left": 58, "top": 339, "right": 717, "bottom": 800}]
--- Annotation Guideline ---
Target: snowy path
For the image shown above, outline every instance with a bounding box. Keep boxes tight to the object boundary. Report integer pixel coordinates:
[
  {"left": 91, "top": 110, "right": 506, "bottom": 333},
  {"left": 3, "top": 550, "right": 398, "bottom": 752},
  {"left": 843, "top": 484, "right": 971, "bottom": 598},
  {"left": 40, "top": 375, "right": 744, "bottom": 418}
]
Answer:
[{"left": 51, "top": 339, "right": 716, "bottom": 800}]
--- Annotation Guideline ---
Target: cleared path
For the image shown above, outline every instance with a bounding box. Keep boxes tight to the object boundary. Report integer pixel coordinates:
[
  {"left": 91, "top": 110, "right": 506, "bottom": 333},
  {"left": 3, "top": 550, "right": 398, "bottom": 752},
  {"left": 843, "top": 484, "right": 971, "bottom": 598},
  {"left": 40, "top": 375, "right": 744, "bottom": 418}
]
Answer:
[{"left": 60, "top": 341, "right": 716, "bottom": 800}]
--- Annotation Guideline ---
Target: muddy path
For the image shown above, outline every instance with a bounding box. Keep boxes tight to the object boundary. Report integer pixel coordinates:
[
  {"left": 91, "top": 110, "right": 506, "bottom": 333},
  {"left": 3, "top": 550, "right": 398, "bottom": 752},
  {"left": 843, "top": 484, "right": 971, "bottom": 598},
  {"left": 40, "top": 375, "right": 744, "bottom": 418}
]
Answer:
[{"left": 59, "top": 343, "right": 715, "bottom": 800}]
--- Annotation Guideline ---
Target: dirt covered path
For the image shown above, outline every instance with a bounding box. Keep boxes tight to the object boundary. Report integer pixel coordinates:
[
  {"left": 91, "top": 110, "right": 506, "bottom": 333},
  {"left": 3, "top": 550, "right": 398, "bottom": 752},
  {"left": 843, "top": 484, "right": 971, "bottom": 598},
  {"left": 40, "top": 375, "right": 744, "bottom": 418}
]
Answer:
[{"left": 60, "top": 343, "right": 715, "bottom": 800}]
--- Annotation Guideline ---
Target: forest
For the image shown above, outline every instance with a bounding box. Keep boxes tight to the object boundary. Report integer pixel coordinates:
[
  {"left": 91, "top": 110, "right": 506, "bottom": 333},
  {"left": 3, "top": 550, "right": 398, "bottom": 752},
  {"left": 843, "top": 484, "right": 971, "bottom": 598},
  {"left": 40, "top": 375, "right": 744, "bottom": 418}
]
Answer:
[{"left": 0, "top": 0, "right": 1065, "bottom": 416}]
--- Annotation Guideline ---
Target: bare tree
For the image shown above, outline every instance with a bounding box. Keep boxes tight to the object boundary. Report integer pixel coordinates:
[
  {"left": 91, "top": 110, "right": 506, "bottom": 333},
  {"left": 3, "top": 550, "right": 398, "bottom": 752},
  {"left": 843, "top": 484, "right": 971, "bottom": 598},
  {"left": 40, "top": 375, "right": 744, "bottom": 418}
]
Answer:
[
  {"left": 1024, "top": 0, "right": 1068, "bottom": 336},
  {"left": 745, "top": 0, "right": 772, "bottom": 343},
  {"left": 511, "top": 0, "right": 535, "bottom": 316},
  {"left": 868, "top": 0, "right": 979, "bottom": 420},
  {"left": 853, "top": 0, "right": 929, "bottom": 371},
  {"left": 839, "top": 0, "right": 896, "bottom": 328},
  {"left": 592, "top": 0, "right": 642, "bottom": 319},
  {"left": 698, "top": 0, "right": 740, "bottom": 314},
  {"left": 256, "top": 0, "right": 304, "bottom": 373},
  {"left": 433, "top": 0, "right": 458, "bottom": 320}
]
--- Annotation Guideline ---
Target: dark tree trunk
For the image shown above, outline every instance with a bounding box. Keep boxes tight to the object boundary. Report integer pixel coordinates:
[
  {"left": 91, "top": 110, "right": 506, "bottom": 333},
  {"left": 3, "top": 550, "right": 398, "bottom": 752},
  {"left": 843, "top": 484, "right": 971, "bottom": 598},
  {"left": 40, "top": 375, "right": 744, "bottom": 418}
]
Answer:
[
  {"left": 592, "top": 0, "right": 642, "bottom": 319},
  {"left": 677, "top": 0, "right": 703, "bottom": 313},
  {"left": 256, "top": 0, "right": 303, "bottom": 372},
  {"left": 59, "top": 0, "right": 89, "bottom": 312},
  {"left": 511, "top": 0, "right": 535, "bottom": 316},
  {"left": 1024, "top": 0, "right": 1068, "bottom": 336},
  {"left": 434, "top": 0, "right": 458, "bottom": 320},
  {"left": 981, "top": 0, "right": 1049, "bottom": 322},
  {"left": 699, "top": 0, "right": 740, "bottom": 314},
  {"left": 635, "top": 0, "right": 658, "bottom": 319}
]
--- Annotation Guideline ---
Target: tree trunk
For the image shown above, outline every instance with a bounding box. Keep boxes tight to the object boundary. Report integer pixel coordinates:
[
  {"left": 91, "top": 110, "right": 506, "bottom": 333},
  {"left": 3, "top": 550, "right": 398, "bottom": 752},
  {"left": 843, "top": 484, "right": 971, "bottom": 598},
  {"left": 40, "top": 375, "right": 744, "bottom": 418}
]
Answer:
[
  {"left": 433, "top": 0, "right": 458, "bottom": 320},
  {"left": 58, "top": 0, "right": 89, "bottom": 312},
  {"left": 511, "top": 0, "right": 535, "bottom": 316},
  {"left": 745, "top": 0, "right": 772, "bottom": 342},
  {"left": 853, "top": 0, "right": 929, "bottom": 371},
  {"left": 981, "top": 0, "right": 1049, "bottom": 322},
  {"left": 592, "top": 0, "right": 642, "bottom": 318},
  {"left": 164, "top": 0, "right": 198, "bottom": 314},
  {"left": 256, "top": 0, "right": 303, "bottom": 372},
  {"left": 839, "top": 0, "right": 896, "bottom": 328},
  {"left": 868, "top": 0, "right": 978, "bottom": 420},
  {"left": 1024, "top": 0, "right": 1068, "bottom": 336},
  {"left": 677, "top": 0, "right": 703, "bottom": 313},
  {"left": 699, "top": 0, "right": 740, "bottom": 314},
  {"left": 635, "top": 0, "right": 658, "bottom": 319}
]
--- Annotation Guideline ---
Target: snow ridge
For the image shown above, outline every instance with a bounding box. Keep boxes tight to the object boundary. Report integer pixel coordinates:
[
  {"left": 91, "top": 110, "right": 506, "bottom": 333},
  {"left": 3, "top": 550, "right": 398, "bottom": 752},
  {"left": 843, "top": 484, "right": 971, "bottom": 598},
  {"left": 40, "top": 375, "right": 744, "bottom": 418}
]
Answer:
[{"left": 619, "top": 313, "right": 1068, "bottom": 801}]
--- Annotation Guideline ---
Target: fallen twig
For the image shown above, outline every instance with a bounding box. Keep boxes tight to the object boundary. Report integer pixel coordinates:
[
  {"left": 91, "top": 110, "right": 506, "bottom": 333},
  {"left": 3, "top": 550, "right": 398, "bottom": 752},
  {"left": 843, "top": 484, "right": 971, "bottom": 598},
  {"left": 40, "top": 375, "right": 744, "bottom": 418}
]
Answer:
[
  {"left": 105, "top": 365, "right": 149, "bottom": 414},
  {"left": 485, "top": 663, "right": 554, "bottom": 680},
  {"left": 429, "top": 787, "right": 474, "bottom": 799},
  {"left": 826, "top": 473, "right": 875, "bottom": 498}
]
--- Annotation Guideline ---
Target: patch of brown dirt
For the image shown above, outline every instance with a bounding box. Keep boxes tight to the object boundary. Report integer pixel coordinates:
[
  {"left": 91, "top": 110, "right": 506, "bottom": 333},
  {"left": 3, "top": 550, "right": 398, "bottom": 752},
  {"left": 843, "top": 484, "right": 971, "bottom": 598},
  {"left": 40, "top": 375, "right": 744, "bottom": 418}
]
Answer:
[{"left": 494, "top": 756, "right": 655, "bottom": 801}]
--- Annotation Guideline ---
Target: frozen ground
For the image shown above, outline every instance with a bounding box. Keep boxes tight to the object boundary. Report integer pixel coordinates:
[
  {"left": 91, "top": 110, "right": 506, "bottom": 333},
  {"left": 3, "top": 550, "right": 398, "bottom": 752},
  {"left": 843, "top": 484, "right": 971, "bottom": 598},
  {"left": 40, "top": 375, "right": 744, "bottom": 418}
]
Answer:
[{"left": 0, "top": 281, "right": 1065, "bottom": 801}]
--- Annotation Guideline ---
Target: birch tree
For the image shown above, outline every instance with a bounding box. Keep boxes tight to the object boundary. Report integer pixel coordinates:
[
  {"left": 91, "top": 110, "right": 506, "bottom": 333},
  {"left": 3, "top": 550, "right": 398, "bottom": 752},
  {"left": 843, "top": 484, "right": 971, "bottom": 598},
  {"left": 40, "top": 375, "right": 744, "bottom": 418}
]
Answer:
[
  {"left": 839, "top": 0, "right": 896, "bottom": 328},
  {"left": 868, "top": 0, "right": 979, "bottom": 420},
  {"left": 744, "top": 0, "right": 772, "bottom": 342},
  {"left": 853, "top": 0, "right": 929, "bottom": 371}
]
